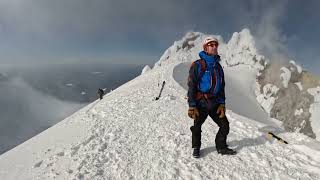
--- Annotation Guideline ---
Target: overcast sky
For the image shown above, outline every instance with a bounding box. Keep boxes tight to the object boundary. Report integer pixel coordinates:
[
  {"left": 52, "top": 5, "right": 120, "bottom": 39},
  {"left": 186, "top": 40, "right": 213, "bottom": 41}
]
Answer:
[{"left": 0, "top": 0, "right": 319, "bottom": 74}]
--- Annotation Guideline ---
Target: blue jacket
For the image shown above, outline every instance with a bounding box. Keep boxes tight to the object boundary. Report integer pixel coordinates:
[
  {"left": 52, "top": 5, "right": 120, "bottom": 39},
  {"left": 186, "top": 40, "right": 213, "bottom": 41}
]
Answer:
[{"left": 187, "top": 51, "right": 226, "bottom": 108}]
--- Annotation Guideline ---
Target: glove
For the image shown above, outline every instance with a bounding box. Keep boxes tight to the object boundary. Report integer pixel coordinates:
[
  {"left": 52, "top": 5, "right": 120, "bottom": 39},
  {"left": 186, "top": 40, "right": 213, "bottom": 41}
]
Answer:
[
  {"left": 216, "top": 104, "right": 226, "bottom": 119},
  {"left": 188, "top": 107, "right": 199, "bottom": 120}
]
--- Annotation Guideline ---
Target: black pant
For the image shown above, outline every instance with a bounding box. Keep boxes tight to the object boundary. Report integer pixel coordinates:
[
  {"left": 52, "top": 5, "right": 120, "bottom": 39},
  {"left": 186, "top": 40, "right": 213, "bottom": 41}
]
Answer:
[{"left": 190, "top": 104, "right": 230, "bottom": 150}]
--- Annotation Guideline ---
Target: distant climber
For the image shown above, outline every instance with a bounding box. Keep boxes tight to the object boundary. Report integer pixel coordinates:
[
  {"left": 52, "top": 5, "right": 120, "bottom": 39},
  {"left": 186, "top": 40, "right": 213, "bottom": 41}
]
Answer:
[
  {"left": 98, "top": 88, "right": 105, "bottom": 100},
  {"left": 187, "top": 37, "right": 236, "bottom": 158}
]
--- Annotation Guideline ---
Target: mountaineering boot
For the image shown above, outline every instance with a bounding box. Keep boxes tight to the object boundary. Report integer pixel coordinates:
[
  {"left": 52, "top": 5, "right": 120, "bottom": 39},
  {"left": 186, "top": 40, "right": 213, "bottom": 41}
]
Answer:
[
  {"left": 217, "top": 147, "right": 237, "bottom": 155},
  {"left": 193, "top": 147, "right": 200, "bottom": 158}
]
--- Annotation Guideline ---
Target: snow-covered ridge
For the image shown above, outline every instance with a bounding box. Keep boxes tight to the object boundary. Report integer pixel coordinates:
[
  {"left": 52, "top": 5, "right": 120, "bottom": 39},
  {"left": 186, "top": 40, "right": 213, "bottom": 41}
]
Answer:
[
  {"left": 141, "top": 65, "right": 151, "bottom": 75},
  {"left": 1, "top": 29, "right": 320, "bottom": 179},
  {"left": 152, "top": 28, "right": 320, "bottom": 140},
  {"left": 222, "top": 29, "right": 266, "bottom": 69},
  {"left": 1, "top": 52, "right": 320, "bottom": 179},
  {"left": 154, "top": 29, "right": 266, "bottom": 71}
]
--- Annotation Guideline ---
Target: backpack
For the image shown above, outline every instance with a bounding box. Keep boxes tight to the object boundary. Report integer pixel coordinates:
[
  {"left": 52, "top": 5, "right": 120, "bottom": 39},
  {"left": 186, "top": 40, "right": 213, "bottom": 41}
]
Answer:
[{"left": 196, "top": 59, "right": 214, "bottom": 93}]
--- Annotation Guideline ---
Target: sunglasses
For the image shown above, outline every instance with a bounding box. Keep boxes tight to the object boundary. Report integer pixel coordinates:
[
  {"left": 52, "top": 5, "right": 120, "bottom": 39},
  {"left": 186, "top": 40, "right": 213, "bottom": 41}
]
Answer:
[{"left": 207, "top": 42, "right": 218, "bottom": 47}]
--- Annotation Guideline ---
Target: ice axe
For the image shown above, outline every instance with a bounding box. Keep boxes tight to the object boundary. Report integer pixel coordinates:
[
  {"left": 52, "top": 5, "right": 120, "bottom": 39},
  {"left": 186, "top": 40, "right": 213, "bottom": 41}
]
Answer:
[
  {"left": 267, "top": 132, "right": 288, "bottom": 144},
  {"left": 155, "top": 81, "right": 166, "bottom": 100}
]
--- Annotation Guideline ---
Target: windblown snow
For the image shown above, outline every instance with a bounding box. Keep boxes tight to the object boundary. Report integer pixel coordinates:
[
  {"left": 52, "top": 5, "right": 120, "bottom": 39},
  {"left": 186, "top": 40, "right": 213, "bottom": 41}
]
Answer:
[{"left": 0, "top": 29, "right": 320, "bottom": 180}]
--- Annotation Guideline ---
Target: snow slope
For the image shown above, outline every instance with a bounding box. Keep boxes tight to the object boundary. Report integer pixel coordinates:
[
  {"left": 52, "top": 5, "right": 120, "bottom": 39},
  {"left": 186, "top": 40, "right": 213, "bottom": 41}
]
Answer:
[
  {"left": 0, "top": 59, "right": 320, "bottom": 180},
  {"left": 1, "top": 30, "right": 320, "bottom": 179}
]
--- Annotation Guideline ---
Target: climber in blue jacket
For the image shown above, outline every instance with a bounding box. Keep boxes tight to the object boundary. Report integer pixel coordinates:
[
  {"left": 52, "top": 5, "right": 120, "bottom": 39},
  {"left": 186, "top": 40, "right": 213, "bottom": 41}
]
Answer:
[{"left": 187, "top": 37, "right": 236, "bottom": 157}]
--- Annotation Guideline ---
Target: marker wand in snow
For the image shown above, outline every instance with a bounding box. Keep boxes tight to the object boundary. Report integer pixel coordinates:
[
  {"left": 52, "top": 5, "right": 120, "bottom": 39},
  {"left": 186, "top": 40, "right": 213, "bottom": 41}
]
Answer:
[
  {"left": 155, "top": 81, "right": 166, "bottom": 100},
  {"left": 267, "top": 132, "right": 288, "bottom": 144}
]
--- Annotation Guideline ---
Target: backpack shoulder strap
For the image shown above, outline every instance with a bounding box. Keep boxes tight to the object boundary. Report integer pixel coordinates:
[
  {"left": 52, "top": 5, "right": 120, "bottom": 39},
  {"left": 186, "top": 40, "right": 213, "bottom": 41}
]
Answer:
[
  {"left": 196, "top": 59, "right": 206, "bottom": 80},
  {"left": 193, "top": 59, "right": 206, "bottom": 72},
  {"left": 198, "top": 59, "right": 206, "bottom": 72}
]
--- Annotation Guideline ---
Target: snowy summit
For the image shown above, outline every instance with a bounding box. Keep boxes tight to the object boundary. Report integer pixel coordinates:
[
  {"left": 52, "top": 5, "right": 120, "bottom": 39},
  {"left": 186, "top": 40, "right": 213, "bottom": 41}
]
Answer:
[{"left": 0, "top": 29, "right": 320, "bottom": 180}]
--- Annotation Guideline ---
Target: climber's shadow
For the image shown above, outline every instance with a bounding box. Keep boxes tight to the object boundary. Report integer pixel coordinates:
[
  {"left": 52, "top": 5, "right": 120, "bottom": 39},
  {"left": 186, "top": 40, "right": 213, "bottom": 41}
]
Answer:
[
  {"left": 201, "top": 125, "right": 286, "bottom": 157},
  {"left": 200, "top": 146, "right": 216, "bottom": 157}
]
